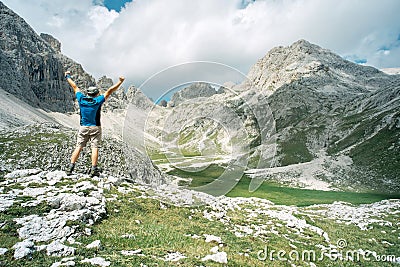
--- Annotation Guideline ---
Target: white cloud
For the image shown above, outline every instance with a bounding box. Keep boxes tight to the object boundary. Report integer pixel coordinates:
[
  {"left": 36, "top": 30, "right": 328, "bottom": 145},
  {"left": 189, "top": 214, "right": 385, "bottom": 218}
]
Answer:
[
  {"left": 2, "top": 0, "right": 400, "bottom": 99},
  {"left": 2, "top": 0, "right": 118, "bottom": 63}
]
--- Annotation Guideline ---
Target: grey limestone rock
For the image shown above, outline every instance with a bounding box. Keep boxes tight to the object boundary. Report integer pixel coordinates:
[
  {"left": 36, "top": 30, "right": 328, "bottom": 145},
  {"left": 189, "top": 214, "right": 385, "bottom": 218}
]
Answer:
[
  {"left": 81, "top": 257, "right": 111, "bottom": 267},
  {"left": 0, "top": 2, "right": 95, "bottom": 112},
  {"left": 13, "top": 239, "right": 35, "bottom": 259},
  {"left": 170, "top": 82, "right": 217, "bottom": 106},
  {"left": 40, "top": 33, "right": 61, "bottom": 53},
  {"left": 201, "top": 251, "right": 228, "bottom": 264},
  {"left": 46, "top": 240, "right": 75, "bottom": 257}
]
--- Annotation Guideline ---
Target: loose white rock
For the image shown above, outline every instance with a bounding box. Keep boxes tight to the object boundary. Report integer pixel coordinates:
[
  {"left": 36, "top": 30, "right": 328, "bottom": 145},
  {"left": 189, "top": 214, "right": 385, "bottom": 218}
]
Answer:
[
  {"left": 5, "top": 169, "right": 41, "bottom": 179},
  {"left": 81, "top": 257, "right": 110, "bottom": 267},
  {"left": 13, "top": 239, "right": 35, "bottom": 259},
  {"left": 201, "top": 251, "right": 228, "bottom": 264},
  {"left": 86, "top": 240, "right": 101, "bottom": 249},
  {"left": 50, "top": 256, "right": 76, "bottom": 267},
  {"left": 210, "top": 246, "right": 219, "bottom": 253},
  {"left": 0, "top": 194, "right": 14, "bottom": 212},
  {"left": 163, "top": 252, "right": 187, "bottom": 262},
  {"left": 204, "top": 234, "right": 223, "bottom": 244},
  {"left": 46, "top": 240, "right": 75, "bottom": 257},
  {"left": 121, "top": 249, "right": 142, "bottom": 256},
  {"left": 0, "top": 248, "right": 8, "bottom": 255}
]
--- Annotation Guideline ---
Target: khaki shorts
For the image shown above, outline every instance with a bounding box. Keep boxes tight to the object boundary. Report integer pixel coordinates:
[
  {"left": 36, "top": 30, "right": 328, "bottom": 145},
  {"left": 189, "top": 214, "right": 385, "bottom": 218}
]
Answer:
[{"left": 76, "top": 126, "right": 102, "bottom": 148}]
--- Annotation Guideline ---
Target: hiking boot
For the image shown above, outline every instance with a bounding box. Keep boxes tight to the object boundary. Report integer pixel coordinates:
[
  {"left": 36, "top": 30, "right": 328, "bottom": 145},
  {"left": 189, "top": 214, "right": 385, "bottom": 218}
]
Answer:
[
  {"left": 66, "top": 163, "right": 75, "bottom": 176},
  {"left": 90, "top": 166, "right": 101, "bottom": 177}
]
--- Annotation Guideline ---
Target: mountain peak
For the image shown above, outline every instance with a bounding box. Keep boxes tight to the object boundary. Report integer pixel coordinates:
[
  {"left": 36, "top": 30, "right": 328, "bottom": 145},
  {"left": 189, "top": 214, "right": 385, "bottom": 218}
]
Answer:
[
  {"left": 291, "top": 39, "right": 322, "bottom": 50},
  {"left": 247, "top": 39, "right": 386, "bottom": 93},
  {"left": 170, "top": 82, "right": 217, "bottom": 106},
  {"left": 40, "top": 33, "right": 61, "bottom": 53},
  {"left": 0, "top": 1, "right": 97, "bottom": 112}
]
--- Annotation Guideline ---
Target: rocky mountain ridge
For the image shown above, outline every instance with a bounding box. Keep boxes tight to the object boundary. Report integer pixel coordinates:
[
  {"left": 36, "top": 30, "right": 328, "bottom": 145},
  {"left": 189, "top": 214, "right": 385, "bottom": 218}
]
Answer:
[
  {"left": 0, "top": 1, "right": 146, "bottom": 138},
  {"left": 247, "top": 39, "right": 393, "bottom": 94},
  {"left": 0, "top": 1, "right": 95, "bottom": 113},
  {"left": 170, "top": 82, "right": 219, "bottom": 106},
  {"left": 144, "top": 40, "right": 400, "bottom": 193},
  {"left": 0, "top": 1, "right": 135, "bottom": 116}
]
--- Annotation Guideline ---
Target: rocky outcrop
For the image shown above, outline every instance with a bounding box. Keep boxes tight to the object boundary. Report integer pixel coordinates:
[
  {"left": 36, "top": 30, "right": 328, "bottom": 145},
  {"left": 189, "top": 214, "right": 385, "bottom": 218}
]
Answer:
[
  {"left": 0, "top": 169, "right": 121, "bottom": 260},
  {"left": 0, "top": 123, "right": 166, "bottom": 185},
  {"left": 0, "top": 2, "right": 94, "bottom": 113},
  {"left": 126, "top": 85, "right": 155, "bottom": 111},
  {"left": 40, "top": 33, "right": 61, "bottom": 53},
  {"left": 97, "top": 76, "right": 131, "bottom": 112},
  {"left": 56, "top": 53, "right": 95, "bottom": 96},
  {"left": 1, "top": 167, "right": 399, "bottom": 265},
  {"left": 170, "top": 82, "right": 217, "bottom": 106}
]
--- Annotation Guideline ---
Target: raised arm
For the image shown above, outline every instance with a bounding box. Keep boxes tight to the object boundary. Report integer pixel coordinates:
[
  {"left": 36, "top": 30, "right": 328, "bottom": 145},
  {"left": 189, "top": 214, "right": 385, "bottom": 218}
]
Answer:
[
  {"left": 64, "top": 71, "right": 80, "bottom": 94},
  {"left": 104, "top": 76, "right": 125, "bottom": 100}
]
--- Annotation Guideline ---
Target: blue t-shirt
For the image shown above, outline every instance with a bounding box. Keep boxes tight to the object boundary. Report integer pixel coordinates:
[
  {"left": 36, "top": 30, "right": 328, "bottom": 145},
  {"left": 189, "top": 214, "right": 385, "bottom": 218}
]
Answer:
[{"left": 76, "top": 92, "right": 105, "bottom": 126}]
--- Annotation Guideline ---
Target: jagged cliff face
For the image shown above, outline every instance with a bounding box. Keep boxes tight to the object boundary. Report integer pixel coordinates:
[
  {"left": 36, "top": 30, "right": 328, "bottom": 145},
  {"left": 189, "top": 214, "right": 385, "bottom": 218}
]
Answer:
[
  {"left": 170, "top": 82, "right": 218, "bottom": 106},
  {"left": 0, "top": 2, "right": 94, "bottom": 113}
]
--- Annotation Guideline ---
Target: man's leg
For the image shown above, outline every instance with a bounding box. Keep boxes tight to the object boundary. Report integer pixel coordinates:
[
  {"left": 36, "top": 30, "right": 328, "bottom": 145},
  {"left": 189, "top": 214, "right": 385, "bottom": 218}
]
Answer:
[
  {"left": 71, "top": 146, "right": 83, "bottom": 163},
  {"left": 68, "top": 126, "right": 88, "bottom": 175},
  {"left": 90, "top": 147, "right": 101, "bottom": 177},
  {"left": 91, "top": 147, "right": 99, "bottom": 166},
  {"left": 90, "top": 126, "right": 102, "bottom": 177},
  {"left": 67, "top": 146, "right": 83, "bottom": 175}
]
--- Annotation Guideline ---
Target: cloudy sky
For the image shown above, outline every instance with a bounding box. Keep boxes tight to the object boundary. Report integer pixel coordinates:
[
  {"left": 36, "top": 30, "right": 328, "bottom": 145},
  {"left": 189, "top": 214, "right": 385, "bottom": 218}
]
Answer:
[{"left": 3, "top": 0, "right": 400, "bottom": 99}]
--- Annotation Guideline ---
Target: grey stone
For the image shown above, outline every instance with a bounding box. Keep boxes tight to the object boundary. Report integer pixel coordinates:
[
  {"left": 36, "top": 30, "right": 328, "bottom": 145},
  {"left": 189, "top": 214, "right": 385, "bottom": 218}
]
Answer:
[
  {"left": 45, "top": 171, "right": 66, "bottom": 185},
  {"left": 81, "top": 257, "right": 111, "bottom": 267},
  {"left": 201, "top": 251, "right": 228, "bottom": 264},
  {"left": 0, "top": 248, "right": 8, "bottom": 255},
  {"left": 40, "top": 33, "right": 61, "bottom": 53},
  {"left": 0, "top": 194, "right": 15, "bottom": 212},
  {"left": 121, "top": 249, "right": 142, "bottom": 256},
  {"left": 4, "top": 169, "right": 42, "bottom": 179},
  {"left": 50, "top": 257, "right": 76, "bottom": 267},
  {"left": 86, "top": 240, "right": 101, "bottom": 249},
  {"left": 46, "top": 240, "right": 75, "bottom": 257},
  {"left": 14, "top": 175, "right": 106, "bottom": 243},
  {"left": 13, "top": 239, "right": 35, "bottom": 259},
  {"left": 170, "top": 82, "right": 217, "bottom": 106}
]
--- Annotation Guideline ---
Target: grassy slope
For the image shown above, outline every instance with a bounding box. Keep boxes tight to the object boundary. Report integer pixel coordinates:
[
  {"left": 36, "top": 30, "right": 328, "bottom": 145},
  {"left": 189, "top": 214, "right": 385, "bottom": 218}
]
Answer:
[
  {"left": 168, "top": 166, "right": 400, "bottom": 206},
  {"left": 227, "top": 176, "right": 400, "bottom": 206},
  {"left": 2, "top": 183, "right": 398, "bottom": 266},
  {"left": 84, "top": 188, "right": 399, "bottom": 267},
  {"left": 0, "top": 162, "right": 398, "bottom": 267}
]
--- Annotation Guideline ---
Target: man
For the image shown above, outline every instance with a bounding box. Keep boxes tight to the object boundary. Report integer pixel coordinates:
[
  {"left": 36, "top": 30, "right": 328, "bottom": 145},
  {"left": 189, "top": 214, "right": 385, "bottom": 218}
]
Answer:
[{"left": 65, "top": 71, "right": 125, "bottom": 177}]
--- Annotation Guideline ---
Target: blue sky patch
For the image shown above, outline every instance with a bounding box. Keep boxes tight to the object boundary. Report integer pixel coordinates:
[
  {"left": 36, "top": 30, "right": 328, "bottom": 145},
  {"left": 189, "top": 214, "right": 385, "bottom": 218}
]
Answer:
[
  {"left": 239, "top": 0, "right": 256, "bottom": 9},
  {"left": 344, "top": 55, "right": 367, "bottom": 64},
  {"left": 354, "top": 58, "right": 367, "bottom": 64},
  {"left": 103, "top": 0, "right": 132, "bottom": 12}
]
